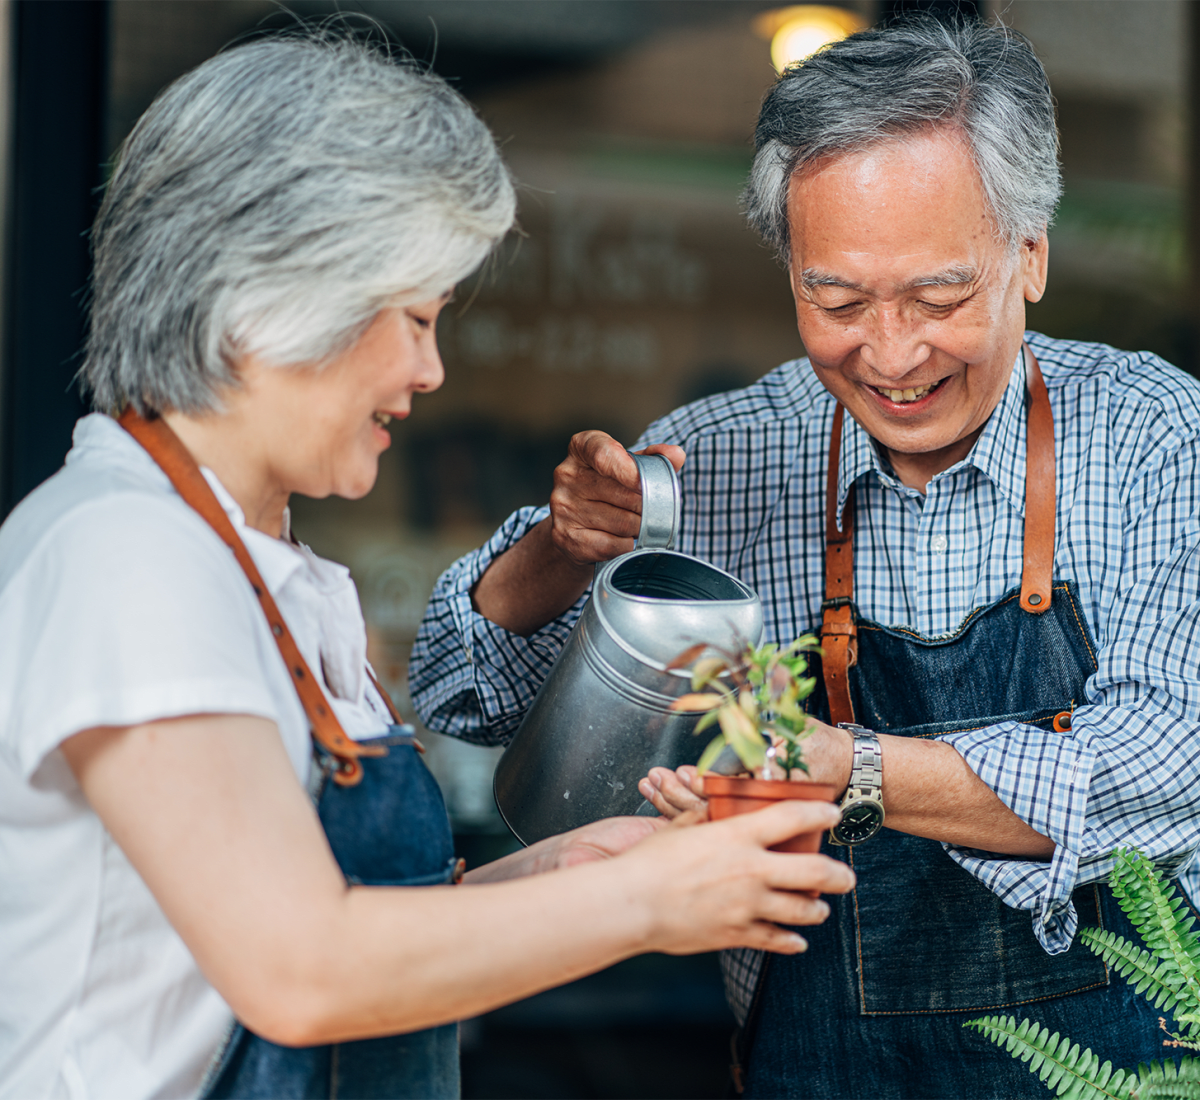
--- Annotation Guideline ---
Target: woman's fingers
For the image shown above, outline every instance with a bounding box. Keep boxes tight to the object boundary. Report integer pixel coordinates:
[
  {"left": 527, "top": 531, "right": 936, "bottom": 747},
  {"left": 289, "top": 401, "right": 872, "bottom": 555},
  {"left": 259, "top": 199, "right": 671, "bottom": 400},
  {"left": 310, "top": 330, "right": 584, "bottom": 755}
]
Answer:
[
  {"left": 729, "top": 799, "right": 841, "bottom": 853},
  {"left": 554, "top": 816, "right": 665, "bottom": 868}
]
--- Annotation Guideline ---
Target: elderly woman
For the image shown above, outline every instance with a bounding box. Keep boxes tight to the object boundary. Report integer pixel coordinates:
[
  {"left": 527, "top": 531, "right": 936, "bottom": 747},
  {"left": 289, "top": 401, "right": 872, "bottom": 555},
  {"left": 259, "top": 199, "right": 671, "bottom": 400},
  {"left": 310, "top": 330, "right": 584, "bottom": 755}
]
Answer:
[{"left": 0, "top": 32, "right": 853, "bottom": 1100}]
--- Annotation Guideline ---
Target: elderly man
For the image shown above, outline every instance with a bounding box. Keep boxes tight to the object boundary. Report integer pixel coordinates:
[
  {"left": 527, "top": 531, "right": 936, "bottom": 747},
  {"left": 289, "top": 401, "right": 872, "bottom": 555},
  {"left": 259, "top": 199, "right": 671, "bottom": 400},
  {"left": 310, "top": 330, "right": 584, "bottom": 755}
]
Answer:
[{"left": 411, "top": 18, "right": 1200, "bottom": 1099}]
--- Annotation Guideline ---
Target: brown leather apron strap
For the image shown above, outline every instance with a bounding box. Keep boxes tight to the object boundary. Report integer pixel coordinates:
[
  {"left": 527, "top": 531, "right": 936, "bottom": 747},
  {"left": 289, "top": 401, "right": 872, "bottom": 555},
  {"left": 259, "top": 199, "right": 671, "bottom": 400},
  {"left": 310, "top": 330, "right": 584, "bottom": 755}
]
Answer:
[
  {"left": 118, "top": 408, "right": 384, "bottom": 786},
  {"left": 821, "top": 404, "right": 858, "bottom": 727},
  {"left": 1020, "top": 345, "right": 1055, "bottom": 613},
  {"left": 820, "top": 342, "right": 1057, "bottom": 721}
]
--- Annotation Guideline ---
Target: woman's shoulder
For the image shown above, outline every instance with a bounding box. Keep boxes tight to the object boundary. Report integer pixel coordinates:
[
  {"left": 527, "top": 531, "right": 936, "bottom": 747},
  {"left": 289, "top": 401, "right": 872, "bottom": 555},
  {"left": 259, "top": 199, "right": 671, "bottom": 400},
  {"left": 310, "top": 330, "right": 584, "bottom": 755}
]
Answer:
[{"left": 0, "top": 414, "right": 233, "bottom": 592}]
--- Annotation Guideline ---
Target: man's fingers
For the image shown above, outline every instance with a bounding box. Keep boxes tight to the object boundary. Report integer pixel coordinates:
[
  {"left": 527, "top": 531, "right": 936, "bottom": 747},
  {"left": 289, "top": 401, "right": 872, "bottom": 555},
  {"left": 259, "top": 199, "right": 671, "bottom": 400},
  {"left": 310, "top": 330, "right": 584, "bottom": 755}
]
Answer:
[
  {"left": 637, "top": 443, "right": 686, "bottom": 473},
  {"left": 568, "top": 431, "right": 641, "bottom": 489},
  {"left": 640, "top": 767, "right": 706, "bottom": 817}
]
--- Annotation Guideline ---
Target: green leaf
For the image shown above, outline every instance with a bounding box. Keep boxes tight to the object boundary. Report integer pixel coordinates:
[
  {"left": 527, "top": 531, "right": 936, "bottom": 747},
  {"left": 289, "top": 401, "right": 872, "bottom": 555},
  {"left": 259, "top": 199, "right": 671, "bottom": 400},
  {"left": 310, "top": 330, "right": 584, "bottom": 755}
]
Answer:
[
  {"left": 1136, "top": 1057, "right": 1200, "bottom": 1099},
  {"left": 693, "top": 709, "right": 720, "bottom": 736},
  {"left": 695, "top": 736, "right": 728, "bottom": 777},
  {"left": 1102, "top": 849, "right": 1200, "bottom": 1018},
  {"left": 719, "top": 705, "right": 766, "bottom": 772},
  {"left": 1079, "top": 927, "right": 1198, "bottom": 1021},
  {"left": 963, "top": 1016, "right": 1135, "bottom": 1100},
  {"left": 689, "top": 656, "right": 728, "bottom": 691},
  {"left": 669, "top": 692, "right": 726, "bottom": 713}
]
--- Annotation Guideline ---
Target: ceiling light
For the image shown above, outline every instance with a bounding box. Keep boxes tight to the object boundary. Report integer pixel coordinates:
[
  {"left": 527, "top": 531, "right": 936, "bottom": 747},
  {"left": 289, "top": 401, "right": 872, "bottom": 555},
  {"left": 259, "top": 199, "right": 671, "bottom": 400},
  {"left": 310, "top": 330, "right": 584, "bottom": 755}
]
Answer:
[{"left": 753, "top": 5, "right": 869, "bottom": 72}]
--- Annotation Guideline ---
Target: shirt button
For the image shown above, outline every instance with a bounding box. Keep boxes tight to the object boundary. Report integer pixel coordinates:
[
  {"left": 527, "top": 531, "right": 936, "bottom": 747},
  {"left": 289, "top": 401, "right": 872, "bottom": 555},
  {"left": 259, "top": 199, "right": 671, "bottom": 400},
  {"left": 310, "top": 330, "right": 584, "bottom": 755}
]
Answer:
[{"left": 930, "top": 535, "right": 948, "bottom": 554}]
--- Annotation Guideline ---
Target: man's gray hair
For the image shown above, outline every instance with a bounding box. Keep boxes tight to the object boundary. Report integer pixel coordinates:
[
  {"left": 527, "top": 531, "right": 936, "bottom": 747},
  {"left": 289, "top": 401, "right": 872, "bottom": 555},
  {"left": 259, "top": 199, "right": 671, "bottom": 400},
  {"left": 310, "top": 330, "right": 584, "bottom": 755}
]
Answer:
[
  {"left": 744, "top": 17, "right": 1060, "bottom": 262},
  {"left": 85, "top": 32, "right": 516, "bottom": 414}
]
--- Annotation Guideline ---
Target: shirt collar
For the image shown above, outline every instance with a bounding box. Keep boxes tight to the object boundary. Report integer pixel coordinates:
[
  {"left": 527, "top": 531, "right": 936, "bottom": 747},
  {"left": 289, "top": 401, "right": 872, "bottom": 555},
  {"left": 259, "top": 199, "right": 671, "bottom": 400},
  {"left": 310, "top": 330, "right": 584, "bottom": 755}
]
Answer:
[
  {"left": 73, "top": 413, "right": 306, "bottom": 593},
  {"left": 834, "top": 346, "right": 1027, "bottom": 523}
]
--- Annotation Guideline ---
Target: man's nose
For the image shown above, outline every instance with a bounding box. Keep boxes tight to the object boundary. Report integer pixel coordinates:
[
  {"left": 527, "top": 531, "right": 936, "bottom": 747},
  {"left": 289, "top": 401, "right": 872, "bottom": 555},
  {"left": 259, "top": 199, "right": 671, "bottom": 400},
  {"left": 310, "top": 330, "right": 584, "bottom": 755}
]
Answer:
[{"left": 858, "top": 307, "right": 930, "bottom": 380}]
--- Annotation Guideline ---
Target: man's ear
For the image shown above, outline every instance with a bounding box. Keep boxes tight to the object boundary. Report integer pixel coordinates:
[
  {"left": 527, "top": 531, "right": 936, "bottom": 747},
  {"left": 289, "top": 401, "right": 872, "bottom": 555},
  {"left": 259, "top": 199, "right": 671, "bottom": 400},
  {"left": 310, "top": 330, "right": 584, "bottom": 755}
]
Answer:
[{"left": 1022, "top": 233, "right": 1049, "bottom": 303}]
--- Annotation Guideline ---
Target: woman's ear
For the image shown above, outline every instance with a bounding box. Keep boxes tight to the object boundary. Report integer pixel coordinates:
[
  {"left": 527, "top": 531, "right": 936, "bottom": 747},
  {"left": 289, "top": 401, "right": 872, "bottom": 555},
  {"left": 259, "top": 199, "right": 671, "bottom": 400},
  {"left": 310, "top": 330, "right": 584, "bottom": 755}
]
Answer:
[{"left": 1022, "top": 233, "right": 1049, "bottom": 304}]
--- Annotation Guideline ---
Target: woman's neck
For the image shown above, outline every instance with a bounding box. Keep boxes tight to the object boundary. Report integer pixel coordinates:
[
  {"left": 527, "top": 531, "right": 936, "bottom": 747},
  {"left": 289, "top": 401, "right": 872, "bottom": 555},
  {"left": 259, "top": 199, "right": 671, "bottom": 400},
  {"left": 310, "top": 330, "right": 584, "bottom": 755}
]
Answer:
[{"left": 162, "top": 409, "right": 290, "bottom": 537}]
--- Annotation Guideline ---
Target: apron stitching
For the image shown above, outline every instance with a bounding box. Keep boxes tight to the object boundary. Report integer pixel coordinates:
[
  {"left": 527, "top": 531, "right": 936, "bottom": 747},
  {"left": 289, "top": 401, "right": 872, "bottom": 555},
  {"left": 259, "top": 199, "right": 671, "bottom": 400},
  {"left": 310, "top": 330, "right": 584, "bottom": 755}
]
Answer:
[
  {"left": 1059, "top": 583, "right": 1099, "bottom": 669},
  {"left": 856, "top": 977, "right": 1111, "bottom": 1016}
]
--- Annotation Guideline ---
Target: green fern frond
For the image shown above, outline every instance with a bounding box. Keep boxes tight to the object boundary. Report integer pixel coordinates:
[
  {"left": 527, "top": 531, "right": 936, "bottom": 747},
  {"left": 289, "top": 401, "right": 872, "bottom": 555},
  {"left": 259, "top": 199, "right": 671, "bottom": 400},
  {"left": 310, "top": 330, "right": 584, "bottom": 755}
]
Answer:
[
  {"left": 1109, "top": 850, "right": 1200, "bottom": 1010},
  {"left": 1079, "top": 927, "right": 1197, "bottom": 1020},
  {"left": 1134, "top": 1056, "right": 1200, "bottom": 1099},
  {"left": 964, "top": 1016, "right": 1135, "bottom": 1099}
]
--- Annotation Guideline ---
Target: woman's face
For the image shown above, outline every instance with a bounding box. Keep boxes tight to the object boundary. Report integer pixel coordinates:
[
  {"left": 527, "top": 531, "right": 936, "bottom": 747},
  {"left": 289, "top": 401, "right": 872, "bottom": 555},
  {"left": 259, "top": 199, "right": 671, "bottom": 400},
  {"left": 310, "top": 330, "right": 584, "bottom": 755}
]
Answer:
[{"left": 235, "top": 297, "right": 447, "bottom": 502}]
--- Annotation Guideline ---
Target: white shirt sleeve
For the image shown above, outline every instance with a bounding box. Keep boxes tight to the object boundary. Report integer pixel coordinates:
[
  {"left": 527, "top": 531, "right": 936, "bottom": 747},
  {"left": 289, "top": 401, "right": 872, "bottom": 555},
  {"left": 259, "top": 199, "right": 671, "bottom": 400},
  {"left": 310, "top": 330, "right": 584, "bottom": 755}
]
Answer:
[{"left": 0, "top": 490, "right": 285, "bottom": 782}]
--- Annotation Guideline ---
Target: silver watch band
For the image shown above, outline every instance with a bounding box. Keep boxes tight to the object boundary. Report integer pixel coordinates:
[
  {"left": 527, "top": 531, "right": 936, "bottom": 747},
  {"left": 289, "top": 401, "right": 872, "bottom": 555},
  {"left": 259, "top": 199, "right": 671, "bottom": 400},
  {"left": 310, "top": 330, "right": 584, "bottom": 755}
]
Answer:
[{"left": 838, "top": 722, "right": 883, "bottom": 795}]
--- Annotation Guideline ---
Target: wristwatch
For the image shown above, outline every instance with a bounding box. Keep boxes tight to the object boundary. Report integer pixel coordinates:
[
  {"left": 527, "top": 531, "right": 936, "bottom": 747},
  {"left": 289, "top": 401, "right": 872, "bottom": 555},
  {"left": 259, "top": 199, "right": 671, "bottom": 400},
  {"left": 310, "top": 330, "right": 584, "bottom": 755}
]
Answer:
[{"left": 829, "top": 723, "right": 885, "bottom": 846}]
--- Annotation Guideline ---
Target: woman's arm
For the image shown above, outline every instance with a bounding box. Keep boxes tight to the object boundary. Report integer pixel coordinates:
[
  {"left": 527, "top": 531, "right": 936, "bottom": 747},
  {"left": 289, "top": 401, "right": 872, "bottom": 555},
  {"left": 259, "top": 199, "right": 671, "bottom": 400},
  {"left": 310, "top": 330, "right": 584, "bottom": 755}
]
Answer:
[{"left": 63, "top": 714, "right": 853, "bottom": 1048}]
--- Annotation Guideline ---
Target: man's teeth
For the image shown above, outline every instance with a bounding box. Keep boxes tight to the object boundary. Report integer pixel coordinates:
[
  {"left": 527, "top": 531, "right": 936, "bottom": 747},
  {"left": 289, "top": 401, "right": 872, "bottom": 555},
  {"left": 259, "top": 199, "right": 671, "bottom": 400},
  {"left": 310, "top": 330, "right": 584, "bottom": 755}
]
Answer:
[
  {"left": 373, "top": 411, "right": 392, "bottom": 427},
  {"left": 879, "top": 383, "right": 935, "bottom": 404}
]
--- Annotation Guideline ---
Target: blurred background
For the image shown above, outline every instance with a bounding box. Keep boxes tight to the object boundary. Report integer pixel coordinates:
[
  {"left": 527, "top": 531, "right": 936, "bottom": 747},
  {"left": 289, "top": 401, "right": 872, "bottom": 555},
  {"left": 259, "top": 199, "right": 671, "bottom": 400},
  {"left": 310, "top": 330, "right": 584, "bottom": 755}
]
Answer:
[{"left": 0, "top": 1, "right": 1193, "bottom": 1095}]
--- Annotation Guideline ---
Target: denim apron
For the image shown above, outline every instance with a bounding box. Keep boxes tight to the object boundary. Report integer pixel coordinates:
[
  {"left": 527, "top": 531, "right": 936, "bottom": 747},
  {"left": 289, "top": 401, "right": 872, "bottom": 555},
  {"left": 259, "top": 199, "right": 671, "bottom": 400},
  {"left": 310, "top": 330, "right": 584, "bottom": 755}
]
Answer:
[
  {"left": 118, "top": 411, "right": 462, "bottom": 1100},
  {"left": 742, "top": 351, "right": 1167, "bottom": 1099},
  {"left": 201, "top": 728, "right": 463, "bottom": 1100}
]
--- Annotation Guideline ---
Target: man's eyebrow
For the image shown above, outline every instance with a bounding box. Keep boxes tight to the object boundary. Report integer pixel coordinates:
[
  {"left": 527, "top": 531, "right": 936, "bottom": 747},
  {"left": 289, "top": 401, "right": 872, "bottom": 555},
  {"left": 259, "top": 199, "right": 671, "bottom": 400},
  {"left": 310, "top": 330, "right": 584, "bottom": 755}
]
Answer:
[
  {"left": 904, "top": 264, "right": 978, "bottom": 290},
  {"left": 800, "top": 265, "right": 979, "bottom": 293}
]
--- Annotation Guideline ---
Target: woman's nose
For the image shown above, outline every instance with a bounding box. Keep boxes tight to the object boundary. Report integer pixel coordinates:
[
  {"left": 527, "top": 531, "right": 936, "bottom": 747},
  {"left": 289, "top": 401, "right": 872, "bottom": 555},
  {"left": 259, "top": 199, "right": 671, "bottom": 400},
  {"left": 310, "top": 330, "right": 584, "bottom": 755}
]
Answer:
[{"left": 415, "top": 343, "right": 445, "bottom": 394}]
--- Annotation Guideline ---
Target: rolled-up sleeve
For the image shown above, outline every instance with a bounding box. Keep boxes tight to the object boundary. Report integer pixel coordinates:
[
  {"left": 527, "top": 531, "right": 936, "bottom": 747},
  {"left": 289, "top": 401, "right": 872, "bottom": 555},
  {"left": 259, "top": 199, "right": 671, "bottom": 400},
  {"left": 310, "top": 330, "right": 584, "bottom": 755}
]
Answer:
[
  {"left": 942, "top": 435, "right": 1200, "bottom": 952},
  {"left": 409, "top": 506, "right": 591, "bottom": 745}
]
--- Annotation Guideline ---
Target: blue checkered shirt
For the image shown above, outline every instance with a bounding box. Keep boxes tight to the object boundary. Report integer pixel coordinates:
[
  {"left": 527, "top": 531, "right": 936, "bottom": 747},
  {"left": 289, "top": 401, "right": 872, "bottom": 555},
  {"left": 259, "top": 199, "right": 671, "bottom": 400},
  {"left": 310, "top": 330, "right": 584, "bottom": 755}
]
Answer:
[{"left": 410, "top": 331, "right": 1200, "bottom": 1022}]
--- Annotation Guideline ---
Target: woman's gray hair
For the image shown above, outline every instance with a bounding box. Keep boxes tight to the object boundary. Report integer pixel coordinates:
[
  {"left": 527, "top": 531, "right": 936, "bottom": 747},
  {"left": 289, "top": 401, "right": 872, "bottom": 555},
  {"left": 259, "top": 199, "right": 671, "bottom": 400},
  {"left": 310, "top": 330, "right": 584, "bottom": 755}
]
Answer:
[
  {"left": 85, "top": 31, "right": 516, "bottom": 414},
  {"left": 744, "top": 17, "right": 1060, "bottom": 262}
]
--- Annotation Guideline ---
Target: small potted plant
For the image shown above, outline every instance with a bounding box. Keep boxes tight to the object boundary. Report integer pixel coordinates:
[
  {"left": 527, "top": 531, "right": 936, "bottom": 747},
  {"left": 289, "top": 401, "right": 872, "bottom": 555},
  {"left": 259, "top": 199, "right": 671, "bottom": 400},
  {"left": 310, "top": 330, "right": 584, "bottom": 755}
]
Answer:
[{"left": 668, "top": 635, "right": 838, "bottom": 853}]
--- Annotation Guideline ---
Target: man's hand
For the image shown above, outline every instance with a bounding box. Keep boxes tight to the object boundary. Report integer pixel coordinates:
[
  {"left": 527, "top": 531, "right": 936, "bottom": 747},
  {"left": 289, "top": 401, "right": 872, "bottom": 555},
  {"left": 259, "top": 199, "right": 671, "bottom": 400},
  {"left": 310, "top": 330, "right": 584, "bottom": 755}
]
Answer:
[
  {"left": 471, "top": 432, "right": 685, "bottom": 635},
  {"left": 547, "top": 432, "right": 686, "bottom": 567}
]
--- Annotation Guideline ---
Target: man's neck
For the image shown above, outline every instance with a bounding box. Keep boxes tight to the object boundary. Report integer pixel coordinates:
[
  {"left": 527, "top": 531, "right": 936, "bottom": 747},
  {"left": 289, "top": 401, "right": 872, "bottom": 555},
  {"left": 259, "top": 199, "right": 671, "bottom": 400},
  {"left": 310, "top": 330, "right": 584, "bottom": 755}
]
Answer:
[{"left": 884, "top": 426, "right": 985, "bottom": 494}]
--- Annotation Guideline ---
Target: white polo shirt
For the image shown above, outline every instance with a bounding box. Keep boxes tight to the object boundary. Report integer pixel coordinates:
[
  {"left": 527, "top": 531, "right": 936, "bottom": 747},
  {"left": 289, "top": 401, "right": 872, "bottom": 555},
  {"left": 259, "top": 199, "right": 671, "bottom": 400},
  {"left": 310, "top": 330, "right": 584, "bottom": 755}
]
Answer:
[{"left": 0, "top": 414, "right": 391, "bottom": 1099}]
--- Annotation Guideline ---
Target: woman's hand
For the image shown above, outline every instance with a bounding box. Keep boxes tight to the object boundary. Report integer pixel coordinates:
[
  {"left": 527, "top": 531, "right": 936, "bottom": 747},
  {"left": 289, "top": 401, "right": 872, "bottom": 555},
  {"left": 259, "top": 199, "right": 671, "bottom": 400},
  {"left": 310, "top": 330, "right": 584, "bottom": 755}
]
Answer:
[
  {"left": 620, "top": 800, "right": 854, "bottom": 956},
  {"left": 639, "top": 764, "right": 706, "bottom": 819},
  {"left": 464, "top": 815, "right": 668, "bottom": 883}
]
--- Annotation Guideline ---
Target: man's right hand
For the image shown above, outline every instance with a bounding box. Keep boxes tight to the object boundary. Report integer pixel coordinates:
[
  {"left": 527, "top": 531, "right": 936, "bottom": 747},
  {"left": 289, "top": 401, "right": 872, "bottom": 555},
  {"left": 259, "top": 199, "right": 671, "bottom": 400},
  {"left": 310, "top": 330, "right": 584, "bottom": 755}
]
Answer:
[
  {"left": 471, "top": 431, "right": 685, "bottom": 635},
  {"left": 547, "top": 431, "right": 686, "bottom": 566}
]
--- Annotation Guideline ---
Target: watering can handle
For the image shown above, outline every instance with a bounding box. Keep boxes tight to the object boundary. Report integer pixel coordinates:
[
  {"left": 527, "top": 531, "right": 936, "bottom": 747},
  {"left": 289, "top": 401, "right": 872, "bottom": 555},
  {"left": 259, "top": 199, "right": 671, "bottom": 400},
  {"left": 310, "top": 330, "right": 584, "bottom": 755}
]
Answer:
[{"left": 630, "top": 452, "right": 681, "bottom": 550}]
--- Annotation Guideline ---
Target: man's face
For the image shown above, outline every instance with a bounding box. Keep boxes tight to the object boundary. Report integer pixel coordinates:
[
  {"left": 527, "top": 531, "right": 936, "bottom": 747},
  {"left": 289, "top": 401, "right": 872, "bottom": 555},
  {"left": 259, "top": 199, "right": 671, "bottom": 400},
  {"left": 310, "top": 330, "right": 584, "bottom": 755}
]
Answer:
[{"left": 787, "top": 128, "right": 1048, "bottom": 484}]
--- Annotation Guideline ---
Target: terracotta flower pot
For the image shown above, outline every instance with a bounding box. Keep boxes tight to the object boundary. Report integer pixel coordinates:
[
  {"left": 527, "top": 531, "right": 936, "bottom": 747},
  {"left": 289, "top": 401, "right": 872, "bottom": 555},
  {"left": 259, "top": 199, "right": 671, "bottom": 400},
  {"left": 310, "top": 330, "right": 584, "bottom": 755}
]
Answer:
[{"left": 703, "top": 775, "right": 839, "bottom": 853}]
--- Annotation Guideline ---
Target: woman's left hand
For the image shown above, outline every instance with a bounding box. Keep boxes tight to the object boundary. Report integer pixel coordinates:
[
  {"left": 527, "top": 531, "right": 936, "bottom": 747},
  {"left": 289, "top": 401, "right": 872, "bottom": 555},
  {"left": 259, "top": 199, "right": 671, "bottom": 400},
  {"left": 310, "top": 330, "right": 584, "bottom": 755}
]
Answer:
[
  {"left": 553, "top": 816, "right": 666, "bottom": 868},
  {"left": 462, "top": 814, "right": 669, "bottom": 883}
]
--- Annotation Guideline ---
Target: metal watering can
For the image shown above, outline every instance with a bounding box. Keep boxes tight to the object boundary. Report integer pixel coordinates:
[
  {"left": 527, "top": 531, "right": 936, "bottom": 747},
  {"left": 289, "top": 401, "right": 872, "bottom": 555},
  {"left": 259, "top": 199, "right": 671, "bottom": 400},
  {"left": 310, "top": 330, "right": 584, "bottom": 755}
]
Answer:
[{"left": 493, "top": 453, "right": 764, "bottom": 845}]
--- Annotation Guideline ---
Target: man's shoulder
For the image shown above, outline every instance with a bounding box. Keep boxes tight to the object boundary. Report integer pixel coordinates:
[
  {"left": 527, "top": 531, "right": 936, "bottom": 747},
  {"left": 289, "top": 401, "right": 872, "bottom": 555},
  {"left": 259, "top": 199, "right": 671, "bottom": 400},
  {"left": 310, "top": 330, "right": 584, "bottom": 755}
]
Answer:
[
  {"left": 1027, "top": 331, "right": 1200, "bottom": 423},
  {"left": 640, "top": 358, "right": 830, "bottom": 445}
]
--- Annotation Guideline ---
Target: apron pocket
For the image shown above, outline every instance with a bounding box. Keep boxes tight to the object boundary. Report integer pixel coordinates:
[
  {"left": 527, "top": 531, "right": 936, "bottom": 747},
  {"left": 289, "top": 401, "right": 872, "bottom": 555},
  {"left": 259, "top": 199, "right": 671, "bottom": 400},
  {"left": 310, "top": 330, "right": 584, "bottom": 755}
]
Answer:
[{"left": 851, "top": 830, "right": 1108, "bottom": 1015}]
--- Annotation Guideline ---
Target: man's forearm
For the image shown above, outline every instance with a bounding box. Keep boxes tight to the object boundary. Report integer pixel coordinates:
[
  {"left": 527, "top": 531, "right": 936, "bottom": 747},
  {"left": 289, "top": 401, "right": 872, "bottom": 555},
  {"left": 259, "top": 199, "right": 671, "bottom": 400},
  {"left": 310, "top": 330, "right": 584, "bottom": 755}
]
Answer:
[
  {"left": 806, "top": 723, "right": 1055, "bottom": 859},
  {"left": 470, "top": 517, "right": 594, "bottom": 636}
]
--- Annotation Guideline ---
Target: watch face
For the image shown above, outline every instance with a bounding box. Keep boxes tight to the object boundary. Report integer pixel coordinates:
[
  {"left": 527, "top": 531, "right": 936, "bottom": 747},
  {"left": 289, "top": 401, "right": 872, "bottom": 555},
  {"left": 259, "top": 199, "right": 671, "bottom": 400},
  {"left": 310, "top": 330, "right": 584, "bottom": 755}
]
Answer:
[{"left": 834, "top": 799, "right": 884, "bottom": 844}]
